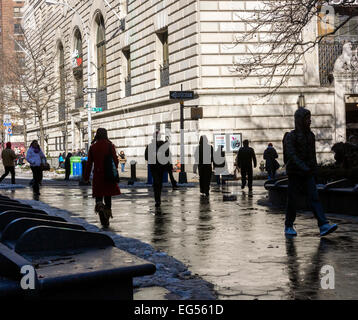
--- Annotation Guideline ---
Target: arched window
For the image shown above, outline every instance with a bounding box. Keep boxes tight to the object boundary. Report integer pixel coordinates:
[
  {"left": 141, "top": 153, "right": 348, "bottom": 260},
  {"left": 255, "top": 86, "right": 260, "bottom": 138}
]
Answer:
[
  {"left": 59, "top": 42, "right": 65, "bottom": 102},
  {"left": 96, "top": 14, "right": 106, "bottom": 89},
  {"left": 73, "top": 29, "right": 83, "bottom": 107},
  {"left": 58, "top": 42, "right": 65, "bottom": 121}
]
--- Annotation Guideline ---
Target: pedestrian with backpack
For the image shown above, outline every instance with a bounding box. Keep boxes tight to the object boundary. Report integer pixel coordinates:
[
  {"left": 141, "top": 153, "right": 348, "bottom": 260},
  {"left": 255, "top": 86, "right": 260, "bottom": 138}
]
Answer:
[
  {"left": 145, "top": 131, "right": 167, "bottom": 207},
  {"left": 83, "top": 128, "right": 120, "bottom": 228},
  {"left": 283, "top": 107, "right": 337, "bottom": 237},
  {"left": 235, "top": 140, "right": 257, "bottom": 191},
  {"left": 263, "top": 143, "right": 279, "bottom": 180}
]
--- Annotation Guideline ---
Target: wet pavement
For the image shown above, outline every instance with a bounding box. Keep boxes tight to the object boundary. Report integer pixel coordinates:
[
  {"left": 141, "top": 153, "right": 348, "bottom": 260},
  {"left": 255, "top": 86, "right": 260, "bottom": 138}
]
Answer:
[{"left": 1, "top": 178, "right": 358, "bottom": 300}]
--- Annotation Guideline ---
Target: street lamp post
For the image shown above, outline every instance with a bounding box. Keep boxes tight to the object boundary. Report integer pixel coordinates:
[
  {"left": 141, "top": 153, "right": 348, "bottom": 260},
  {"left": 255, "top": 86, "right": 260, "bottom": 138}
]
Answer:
[
  {"left": 297, "top": 93, "right": 306, "bottom": 108},
  {"left": 45, "top": 0, "right": 92, "bottom": 152}
]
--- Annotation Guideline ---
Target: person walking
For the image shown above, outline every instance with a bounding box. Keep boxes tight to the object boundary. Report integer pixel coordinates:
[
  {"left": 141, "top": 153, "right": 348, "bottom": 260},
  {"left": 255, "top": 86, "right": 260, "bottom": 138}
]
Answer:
[
  {"left": 118, "top": 150, "right": 127, "bottom": 172},
  {"left": 283, "top": 107, "right": 338, "bottom": 237},
  {"left": 263, "top": 143, "right": 279, "bottom": 180},
  {"left": 164, "top": 136, "right": 178, "bottom": 190},
  {"left": 83, "top": 128, "right": 120, "bottom": 228},
  {"left": 64, "top": 152, "right": 72, "bottom": 181},
  {"left": 145, "top": 131, "right": 166, "bottom": 207},
  {"left": 235, "top": 139, "right": 257, "bottom": 191},
  {"left": 0, "top": 142, "right": 17, "bottom": 184},
  {"left": 194, "top": 135, "right": 214, "bottom": 197},
  {"left": 213, "top": 145, "right": 227, "bottom": 185},
  {"left": 58, "top": 153, "right": 64, "bottom": 169},
  {"left": 26, "top": 140, "right": 46, "bottom": 195}
]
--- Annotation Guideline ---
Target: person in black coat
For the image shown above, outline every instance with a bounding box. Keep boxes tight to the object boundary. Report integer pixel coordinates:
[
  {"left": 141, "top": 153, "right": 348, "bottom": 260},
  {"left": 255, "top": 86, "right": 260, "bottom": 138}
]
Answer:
[
  {"left": 283, "top": 107, "right": 337, "bottom": 237},
  {"left": 235, "top": 139, "right": 257, "bottom": 191},
  {"left": 194, "top": 135, "right": 214, "bottom": 197},
  {"left": 163, "top": 136, "right": 179, "bottom": 190},
  {"left": 64, "top": 152, "right": 72, "bottom": 181},
  {"left": 145, "top": 131, "right": 167, "bottom": 207},
  {"left": 263, "top": 143, "right": 279, "bottom": 180}
]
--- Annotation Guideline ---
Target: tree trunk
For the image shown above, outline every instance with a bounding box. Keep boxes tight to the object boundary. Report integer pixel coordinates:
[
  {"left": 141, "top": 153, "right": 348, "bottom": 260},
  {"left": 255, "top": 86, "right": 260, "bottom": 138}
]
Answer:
[
  {"left": 22, "top": 121, "right": 28, "bottom": 150},
  {"left": 64, "top": 103, "right": 68, "bottom": 156},
  {"left": 38, "top": 114, "right": 45, "bottom": 152}
]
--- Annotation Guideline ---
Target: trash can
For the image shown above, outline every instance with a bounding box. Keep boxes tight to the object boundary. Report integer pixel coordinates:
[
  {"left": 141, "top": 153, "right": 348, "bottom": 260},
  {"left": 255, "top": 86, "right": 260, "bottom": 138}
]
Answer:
[
  {"left": 147, "top": 165, "right": 168, "bottom": 184},
  {"left": 70, "top": 156, "right": 82, "bottom": 177}
]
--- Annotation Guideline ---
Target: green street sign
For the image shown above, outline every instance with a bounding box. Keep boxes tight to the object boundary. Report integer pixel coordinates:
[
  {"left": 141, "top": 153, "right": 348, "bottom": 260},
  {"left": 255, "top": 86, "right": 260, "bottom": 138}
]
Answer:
[{"left": 91, "top": 107, "right": 102, "bottom": 112}]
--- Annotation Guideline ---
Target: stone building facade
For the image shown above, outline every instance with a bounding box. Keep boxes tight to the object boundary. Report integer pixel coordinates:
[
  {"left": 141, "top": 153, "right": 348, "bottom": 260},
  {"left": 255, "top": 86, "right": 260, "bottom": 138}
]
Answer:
[
  {"left": 0, "top": 0, "right": 25, "bottom": 147},
  {"left": 21, "top": 0, "right": 357, "bottom": 170}
]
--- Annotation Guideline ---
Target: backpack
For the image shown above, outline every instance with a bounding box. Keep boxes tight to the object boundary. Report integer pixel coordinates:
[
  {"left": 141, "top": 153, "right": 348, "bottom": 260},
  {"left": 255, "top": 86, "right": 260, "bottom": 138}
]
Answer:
[{"left": 104, "top": 143, "right": 120, "bottom": 183}]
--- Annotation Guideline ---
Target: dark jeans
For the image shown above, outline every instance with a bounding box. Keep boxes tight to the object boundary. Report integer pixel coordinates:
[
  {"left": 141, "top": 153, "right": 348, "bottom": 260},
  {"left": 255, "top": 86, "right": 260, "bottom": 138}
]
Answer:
[
  {"left": 286, "top": 174, "right": 328, "bottom": 228},
  {"left": 241, "top": 166, "right": 253, "bottom": 189},
  {"left": 151, "top": 167, "right": 164, "bottom": 204},
  {"left": 167, "top": 164, "right": 177, "bottom": 187},
  {"left": 199, "top": 165, "right": 212, "bottom": 194},
  {"left": 0, "top": 166, "right": 15, "bottom": 184},
  {"left": 96, "top": 196, "right": 112, "bottom": 209},
  {"left": 267, "top": 169, "right": 277, "bottom": 180},
  {"left": 31, "top": 166, "right": 43, "bottom": 194},
  {"left": 215, "top": 175, "right": 226, "bottom": 185},
  {"left": 65, "top": 168, "right": 70, "bottom": 180}
]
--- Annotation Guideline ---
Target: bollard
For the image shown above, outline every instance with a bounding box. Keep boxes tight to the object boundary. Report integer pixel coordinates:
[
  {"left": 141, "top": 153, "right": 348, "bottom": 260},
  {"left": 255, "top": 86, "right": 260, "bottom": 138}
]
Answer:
[
  {"left": 128, "top": 160, "right": 137, "bottom": 185},
  {"left": 79, "top": 160, "right": 91, "bottom": 186}
]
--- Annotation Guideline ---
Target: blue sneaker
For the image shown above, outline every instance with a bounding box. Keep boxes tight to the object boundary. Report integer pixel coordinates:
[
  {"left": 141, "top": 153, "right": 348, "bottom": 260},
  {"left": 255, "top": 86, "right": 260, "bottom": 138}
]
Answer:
[
  {"left": 320, "top": 223, "right": 338, "bottom": 237},
  {"left": 285, "top": 226, "right": 297, "bottom": 236}
]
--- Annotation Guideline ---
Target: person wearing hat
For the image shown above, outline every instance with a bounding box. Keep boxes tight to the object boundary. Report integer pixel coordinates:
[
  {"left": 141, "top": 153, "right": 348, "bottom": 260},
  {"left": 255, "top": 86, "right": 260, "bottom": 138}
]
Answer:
[{"left": 0, "top": 142, "right": 17, "bottom": 184}]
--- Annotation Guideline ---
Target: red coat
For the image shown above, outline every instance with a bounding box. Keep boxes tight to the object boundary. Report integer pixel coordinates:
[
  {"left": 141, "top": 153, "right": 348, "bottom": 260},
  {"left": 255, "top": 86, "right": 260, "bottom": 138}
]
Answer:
[{"left": 84, "top": 139, "right": 121, "bottom": 197}]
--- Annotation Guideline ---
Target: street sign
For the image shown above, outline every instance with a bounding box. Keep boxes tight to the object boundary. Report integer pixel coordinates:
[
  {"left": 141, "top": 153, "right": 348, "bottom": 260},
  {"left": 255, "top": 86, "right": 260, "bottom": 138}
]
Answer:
[
  {"left": 91, "top": 107, "right": 102, "bottom": 112},
  {"left": 83, "top": 88, "right": 97, "bottom": 94},
  {"left": 3, "top": 122, "right": 11, "bottom": 127},
  {"left": 169, "top": 91, "right": 194, "bottom": 100}
]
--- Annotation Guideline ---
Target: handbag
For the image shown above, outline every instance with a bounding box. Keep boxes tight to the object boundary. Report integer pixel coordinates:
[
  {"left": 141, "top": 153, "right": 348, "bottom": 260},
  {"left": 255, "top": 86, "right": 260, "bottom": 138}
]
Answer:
[
  {"left": 104, "top": 143, "right": 120, "bottom": 183},
  {"left": 40, "top": 163, "right": 50, "bottom": 171},
  {"left": 273, "top": 159, "right": 280, "bottom": 170},
  {"left": 40, "top": 159, "right": 50, "bottom": 171}
]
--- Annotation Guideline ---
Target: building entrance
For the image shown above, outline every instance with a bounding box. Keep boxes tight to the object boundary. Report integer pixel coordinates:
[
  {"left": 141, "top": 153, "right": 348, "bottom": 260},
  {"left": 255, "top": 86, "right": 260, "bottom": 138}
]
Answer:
[{"left": 345, "top": 95, "right": 358, "bottom": 139}]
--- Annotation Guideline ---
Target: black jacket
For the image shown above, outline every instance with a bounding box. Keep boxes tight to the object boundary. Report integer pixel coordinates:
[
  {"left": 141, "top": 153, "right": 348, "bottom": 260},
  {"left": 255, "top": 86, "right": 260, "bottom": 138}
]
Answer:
[
  {"left": 263, "top": 147, "right": 278, "bottom": 172},
  {"left": 145, "top": 139, "right": 168, "bottom": 170},
  {"left": 285, "top": 108, "right": 317, "bottom": 175},
  {"left": 236, "top": 146, "right": 257, "bottom": 169}
]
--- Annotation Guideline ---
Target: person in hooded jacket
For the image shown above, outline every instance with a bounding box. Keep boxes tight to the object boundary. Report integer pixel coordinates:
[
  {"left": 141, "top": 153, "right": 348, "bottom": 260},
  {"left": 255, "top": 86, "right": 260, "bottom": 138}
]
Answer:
[
  {"left": 235, "top": 140, "right": 257, "bottom": 191},
  {"left": 0, "top": 142, "right": 17, "bottom": 184},
  {"left": 64, "top": 152, "right": 72, "bottom": 181},
  {"left": 26, "top": 140, "right": 46, "bottom": 195},
  {"left": 284, "top": 107, "right": 338, "bottom": 237},
  {"left": 194, "top": 135, "right": 214, "bottom": 197},
  {"left": 145, "top": 131, "right": 167, "bottom": 207},
  {"left": 263, "top": 143, "right": 279, "bottom": 180},
  {"left": 83, "top": 128, "right": 121, "bottom": 227}
]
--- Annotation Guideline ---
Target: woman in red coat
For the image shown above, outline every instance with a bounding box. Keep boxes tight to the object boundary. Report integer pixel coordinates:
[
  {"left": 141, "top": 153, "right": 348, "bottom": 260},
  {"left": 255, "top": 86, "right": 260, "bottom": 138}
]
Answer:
[{"left": 84, "top": 128, "right": 121, "bottom": 227}]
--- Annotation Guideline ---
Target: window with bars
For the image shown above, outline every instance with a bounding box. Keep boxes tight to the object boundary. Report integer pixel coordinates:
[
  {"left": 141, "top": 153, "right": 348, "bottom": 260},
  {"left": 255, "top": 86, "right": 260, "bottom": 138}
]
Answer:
[
  {"left": 123, "top": 48, "right": 131, "bottom": 97},
  {"left": 96, "top": 14, "right": 106, "bottom": 90},
  {"left": 317, "top": 10, "right": 358, "bottom": 86},
  {"left": 59, "top": 43, "right": 65, "bottom": 121},
  {"left": 14, "top": 24, "right": 22, "bottom": 34},
  {"left": 157, "top": 30, "right": 169, "bottom": 87},
  {"left": 74, "top": 29, "right": 83, "bottom": 108}
]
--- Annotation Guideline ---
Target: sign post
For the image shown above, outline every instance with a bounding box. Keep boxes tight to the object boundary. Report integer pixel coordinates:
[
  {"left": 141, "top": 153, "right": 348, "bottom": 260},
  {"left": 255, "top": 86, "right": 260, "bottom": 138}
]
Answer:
[{"left": 169, "top": 86, "right": 195, "bottom": 184}]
